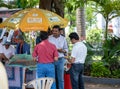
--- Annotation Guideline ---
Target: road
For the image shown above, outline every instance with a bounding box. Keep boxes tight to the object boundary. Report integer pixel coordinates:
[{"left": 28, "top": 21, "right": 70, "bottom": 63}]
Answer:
[{"left": 85, "top": 83, "right": 120, "bottom": 89}]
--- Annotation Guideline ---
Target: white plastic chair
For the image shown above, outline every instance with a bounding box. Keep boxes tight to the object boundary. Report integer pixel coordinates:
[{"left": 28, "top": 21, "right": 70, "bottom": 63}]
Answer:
[
  {"left": 0, "top": 62, "right": 9, "bottom": 89},
  {"left": 24, "top": 77, "right": 54, "bottom": 89}
]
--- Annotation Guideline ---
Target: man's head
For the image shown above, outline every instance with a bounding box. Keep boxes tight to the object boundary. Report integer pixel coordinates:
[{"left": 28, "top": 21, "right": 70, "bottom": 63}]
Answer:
[
  {"left": 17, "top": 35, "right": 24, "bottom": 44},
  {"left": 3, "top": 41, "right": 11, "bottom": 49},
  {"left": 52, "top": 25, "right": 61, "bottom": 37},
  {"left": 40, "top": 31, "right": 48, "bottom": 41},
  {"left": 69, "top": 32, "right": 79, "bottom": 44}
]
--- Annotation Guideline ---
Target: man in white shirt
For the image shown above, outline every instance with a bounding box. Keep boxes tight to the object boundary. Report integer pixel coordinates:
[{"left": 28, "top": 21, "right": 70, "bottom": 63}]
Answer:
[
  {"left": 67, "top": 32, "right": 87, "bottom": 89},
  {"left": 49, "top": 25, "right": 68, "bottom": 89},
  {"left": 0, "top": 41, "right": 15, "bottom": 64}
]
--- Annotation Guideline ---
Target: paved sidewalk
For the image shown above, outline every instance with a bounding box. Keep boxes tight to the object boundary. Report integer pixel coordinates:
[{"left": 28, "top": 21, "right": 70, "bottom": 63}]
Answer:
[{"left": 85, "top": 83, "right": 120, "bottom": 89}]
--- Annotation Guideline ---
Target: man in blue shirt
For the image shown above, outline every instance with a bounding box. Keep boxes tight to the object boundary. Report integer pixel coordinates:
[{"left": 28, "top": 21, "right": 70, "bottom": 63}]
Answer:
[{"left": 16, "top": 35, "right": 30, "bottom": 54}]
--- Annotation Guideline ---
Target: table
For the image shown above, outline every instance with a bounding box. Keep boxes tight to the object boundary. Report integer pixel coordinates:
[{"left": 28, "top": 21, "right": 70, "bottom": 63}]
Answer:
[{"left": 6, "top": 54, "right": 36, "bottom": 89}]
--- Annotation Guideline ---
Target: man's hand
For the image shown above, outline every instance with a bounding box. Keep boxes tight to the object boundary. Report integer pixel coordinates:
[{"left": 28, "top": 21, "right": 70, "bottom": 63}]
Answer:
[
  {"left": 57, "top": 48, "right": 66, "bottom": 53},
  {"left": 33, "top": 57, "right": 37, "bottom": 62},
  {"left": 66, "top": 57, "right": 75, "bottom": 64}
]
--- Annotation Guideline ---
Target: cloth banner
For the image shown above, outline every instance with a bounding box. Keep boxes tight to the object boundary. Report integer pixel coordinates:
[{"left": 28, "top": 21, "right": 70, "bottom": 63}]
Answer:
[
  {"left": 26, "top": 69, "right": 36, "bottom": 83},
  {"left": 6, "top": 66, "right": 25, "bottom": 89},
  {"left": 6, "top": 66, "right": 36, "bottom": 89}
]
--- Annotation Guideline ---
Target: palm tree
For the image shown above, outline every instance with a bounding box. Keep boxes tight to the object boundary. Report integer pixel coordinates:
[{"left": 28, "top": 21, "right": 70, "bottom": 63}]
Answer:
[
  {"left": 76, "top": 7, "right": 86, "bottom": 40},
  {"left": 89, "top": 0, "right": 120, "bottom": 40}
]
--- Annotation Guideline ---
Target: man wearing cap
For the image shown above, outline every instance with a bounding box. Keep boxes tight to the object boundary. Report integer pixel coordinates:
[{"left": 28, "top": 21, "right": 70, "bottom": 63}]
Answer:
[{"left": 0, "top": 41, "right": 15, "bottom": 64}]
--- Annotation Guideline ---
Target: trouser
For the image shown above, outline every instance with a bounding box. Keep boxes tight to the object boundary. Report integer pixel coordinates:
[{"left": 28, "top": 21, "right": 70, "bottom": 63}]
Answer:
[
  {"left": 54, "top": 57, "right": 65, "bottom": 89},
  {"left": 69, "top": 63, "right": 84, "bottom": 89},
  {"left": 37, "top": 63, "right": 56, "bottom": 89}
]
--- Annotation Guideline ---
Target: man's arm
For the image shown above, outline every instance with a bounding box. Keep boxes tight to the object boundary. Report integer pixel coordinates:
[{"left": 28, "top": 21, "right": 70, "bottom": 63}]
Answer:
[
  {"left": 66, "top": 57, "right": 75, "bottom": 64},
  {"left": 0, "top": 53, "right": 9, "bottom": 61},
  {"left": 32, "top": 46, "right": 38, "bottom": 62},
  {"left": 54, "top": 57, "right": 58, "bottom": 61},
  {"left": 57, "top": 38, "right": 68, "bottom": 54}
]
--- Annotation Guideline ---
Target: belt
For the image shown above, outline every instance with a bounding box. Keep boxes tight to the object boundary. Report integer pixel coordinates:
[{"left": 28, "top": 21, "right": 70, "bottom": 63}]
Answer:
[
  {"left": 72, "top": 63, "right": 84, "bottom": 65},
  {"left": 58, "top": 57, "right": 64, "bottom": 59}
]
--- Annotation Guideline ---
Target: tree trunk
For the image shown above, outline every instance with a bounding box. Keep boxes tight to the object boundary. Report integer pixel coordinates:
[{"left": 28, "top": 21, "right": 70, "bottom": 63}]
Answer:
[
  {"left": 39, "top": 0, "right": 64, "bottom": 17},
  {"left": 53, "top": 0, "right": 64, "bottom": 17},
  {"left": 39, "top": 0, "right": 65, "bottom": 34},
  {"left": 76, "top": 7, "right": 86, "bottom": 40},
  {"left": 39, "top": 0, "right": 53, "bottom": 10},
  {"left": 105, "top": 16, "right": 109, "bottom": 41}
]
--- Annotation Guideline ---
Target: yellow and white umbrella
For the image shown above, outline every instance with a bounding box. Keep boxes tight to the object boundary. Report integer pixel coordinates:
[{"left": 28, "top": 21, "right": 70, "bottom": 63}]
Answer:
[
  {"left": 0, "top": 23, "right": 4, "bottom": 28},
  {"left": 2, "top": 8, "right": 68, "bottom": 32}
]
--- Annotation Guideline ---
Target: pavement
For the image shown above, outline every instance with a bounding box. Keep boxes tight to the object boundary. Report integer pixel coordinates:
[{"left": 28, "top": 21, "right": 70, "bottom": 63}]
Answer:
[
  {"left": 26, "top": 83, "right": 120, "bottom": 89},
  {"left": 85, "top": 83, "right": 120, "bottom": 89}
]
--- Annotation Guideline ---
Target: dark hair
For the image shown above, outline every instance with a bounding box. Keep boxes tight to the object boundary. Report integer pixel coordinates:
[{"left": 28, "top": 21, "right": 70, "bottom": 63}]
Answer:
[
  {"left": 52, "top": 25, "right": 60, "bottom": 31},
  {"left": 69, "top": 32, "right": 79, "bottom": 40},
  {"left": 17, "top": 35, "right": 24, "bottom": 40},
  {"left": 0, "top": 18, "right": 3, "bottom": 23},
  {"left": 40, "top": 31, "right": 48, "bottom": 40}
]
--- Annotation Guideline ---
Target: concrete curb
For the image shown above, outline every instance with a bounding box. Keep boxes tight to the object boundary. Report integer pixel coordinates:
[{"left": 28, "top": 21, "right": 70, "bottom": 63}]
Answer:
[{"left": 84, "top": 76, "right": 120, "bottom": 85}]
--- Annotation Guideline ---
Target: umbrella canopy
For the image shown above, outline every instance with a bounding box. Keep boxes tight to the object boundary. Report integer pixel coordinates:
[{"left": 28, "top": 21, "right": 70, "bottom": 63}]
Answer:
[
  {"left": 2, "top": 8, "right": 68, "bottom": 32},
  {"left": 0, "top": 23, "right": 4, "bottom": 28}
]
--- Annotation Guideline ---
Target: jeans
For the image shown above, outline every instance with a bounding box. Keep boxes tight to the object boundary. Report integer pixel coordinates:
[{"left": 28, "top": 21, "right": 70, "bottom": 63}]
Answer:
[
  {"left": 54, "top": 57, "right": 65, "bottom": 89},
  {"left": 37, "top": 63, "right": 56, "bottom": 89},
  {"left": 69, "top": 63, "right": 84, "bottom": 89}
]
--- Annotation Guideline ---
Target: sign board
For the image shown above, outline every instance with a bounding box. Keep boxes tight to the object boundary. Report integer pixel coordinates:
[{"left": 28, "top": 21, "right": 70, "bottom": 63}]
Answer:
[
  {"left": 0, "top": 28, "right": 6, "bottom": 39},
  {"left": 0, "top": 9, "right": 21, "bottom": 18},
  {"left": 7, "top": 30, "right": 14, "bottom": 42}
]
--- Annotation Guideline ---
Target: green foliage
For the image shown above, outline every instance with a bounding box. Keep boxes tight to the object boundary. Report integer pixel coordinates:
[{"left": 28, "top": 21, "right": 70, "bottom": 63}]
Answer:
[
  {"left": 102, "top": 36, "right": 120, "bottom": 73},
  {"left": 64, "top": 0, "right": 86, "bottom": 12},
  {"left": 86, "top": 2, "right": 97, "bottom": 29},
  {"left": 84, "top": 42, "right": 95, "bottom": 75},
  {"left": 16, "top": 0, "right": 39, "bottom": 9},
  {"left": 84, "top": 34, "right": 120, "bottom": 78},
  {"left": 89, "top": 0, "right": 120, "bottom": 40},
  {"left": 102, "top": 36, "right": 120, "bottom": 61},
  {"left": 0, "top": 0, "right": 39, "bottom": 9},
  {"left": 91, "top": 61, "right": 111, "bottom": 77},
  {"left": 86, "top": 28, "right": 102, "bottom": 45},
  {"left": 112, "top": 69, "right": 120, "bottom": 78},
  {"left": 0, "top": 0, "right": 17, "bottom": 8},
  {"left": 64, "top": 1, "right": 97, "bottom": 29},
  {"left": 64, "top": 0, "right": 87, "bottom": 28}
]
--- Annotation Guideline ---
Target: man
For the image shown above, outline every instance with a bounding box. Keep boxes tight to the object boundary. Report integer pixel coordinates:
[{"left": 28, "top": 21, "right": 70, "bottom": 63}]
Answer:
[
  {"left": 59, "top": 28, "right": 65, "bottom": 37},
  {"left": 67, "top": 32, "right": 87, "bottom": 89},
  {"left": 32, "top": 31, "right": 58, "bottom": 89},
  {"left": 49, "top": 25, "right": 68, "bottom": 89},
  {"left": 16, "top": 35, "right": 30, "bottom": 54},
  {"left": 0, "top": 41, "right": 15, "bottom": 64}
]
